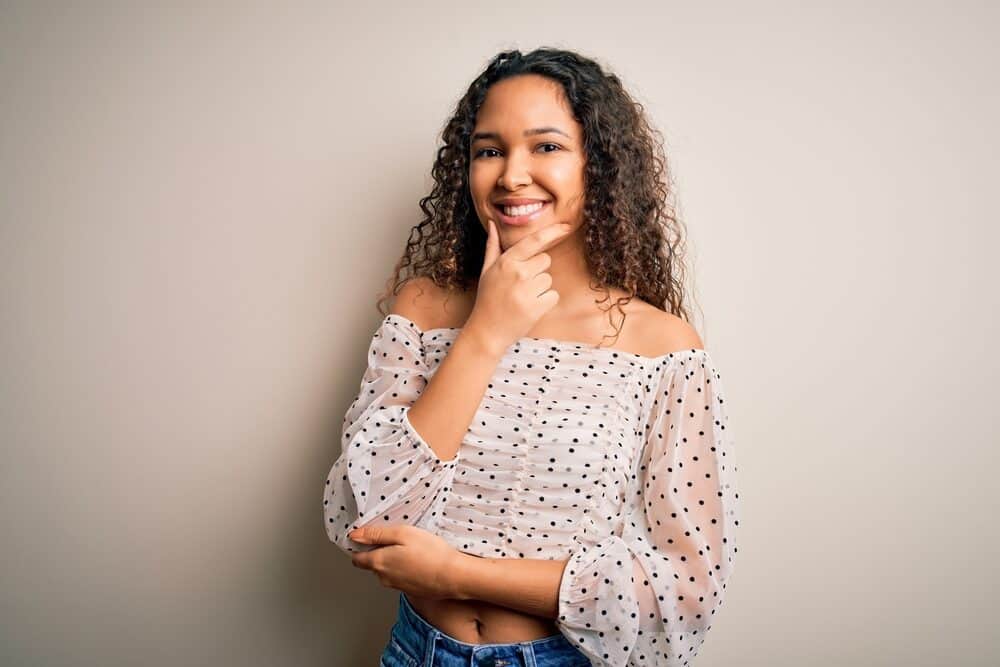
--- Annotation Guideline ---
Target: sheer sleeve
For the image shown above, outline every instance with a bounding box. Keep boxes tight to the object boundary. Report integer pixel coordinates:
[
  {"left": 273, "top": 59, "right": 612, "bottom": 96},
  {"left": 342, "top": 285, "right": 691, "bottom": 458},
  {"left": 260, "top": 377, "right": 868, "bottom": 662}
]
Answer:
[
  {"left": 555, "top": 350, "right": 740, "bottom": 666},
  {"left": 323, "top": 314, "right": 460, "bottom": 554}
]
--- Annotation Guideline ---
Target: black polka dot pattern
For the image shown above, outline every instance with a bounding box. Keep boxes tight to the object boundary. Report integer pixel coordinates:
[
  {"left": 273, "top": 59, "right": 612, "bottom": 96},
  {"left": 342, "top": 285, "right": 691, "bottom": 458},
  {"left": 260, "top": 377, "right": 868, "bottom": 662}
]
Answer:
[{"left": 323, "top": 313, "right": 740, "bottom": 667}]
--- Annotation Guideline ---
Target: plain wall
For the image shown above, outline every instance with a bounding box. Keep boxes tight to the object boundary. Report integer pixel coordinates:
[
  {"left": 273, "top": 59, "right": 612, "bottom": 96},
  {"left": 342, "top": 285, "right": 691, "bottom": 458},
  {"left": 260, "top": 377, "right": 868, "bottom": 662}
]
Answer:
[{"left": 1, "top": 1, "right": 997, "bottom": 665}]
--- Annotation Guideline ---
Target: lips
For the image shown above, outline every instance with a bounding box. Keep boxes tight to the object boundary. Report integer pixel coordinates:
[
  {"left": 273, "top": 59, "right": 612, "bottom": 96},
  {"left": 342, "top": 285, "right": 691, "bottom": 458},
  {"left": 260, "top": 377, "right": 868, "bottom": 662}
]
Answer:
[{"left": 492, "top": 200, "right": 550, "bottom": 226}]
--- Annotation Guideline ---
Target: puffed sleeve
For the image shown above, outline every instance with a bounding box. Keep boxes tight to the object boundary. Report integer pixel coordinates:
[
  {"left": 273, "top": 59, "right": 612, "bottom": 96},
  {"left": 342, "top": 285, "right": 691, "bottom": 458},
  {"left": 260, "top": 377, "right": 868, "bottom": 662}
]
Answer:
[
  {"left": 555, "top": 350, "right": 740, "bottom": 666},
  {"left": 323, "top": 314, "right": 460, "bottom": 554}
]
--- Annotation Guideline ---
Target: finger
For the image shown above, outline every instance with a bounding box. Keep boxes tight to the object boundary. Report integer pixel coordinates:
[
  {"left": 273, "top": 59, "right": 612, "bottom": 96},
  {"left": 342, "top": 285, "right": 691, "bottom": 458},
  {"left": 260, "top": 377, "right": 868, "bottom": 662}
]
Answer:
[
  {"left": 360, "top": 524, "right": 404, "bottom": 546},
  {"left": 537, "top": 286, "right": 560, "bottom": 311},
  {"left": 362, "top": 526, "right": 384, "bottom": 545},
  {"left": 481, "top": 217, "right": 501, "bottom": 276},
  {"left": 527, "top": 269, "right": 554, "bottom": 296},
  {"left": 352, "top": 553, "right": 370, "bottom": 570},
  {"left": 505, "top": 222, "right": 573, "bottom": 262},
  {"left": 521, "top": 249, "right": 553, "bottom": 277}
]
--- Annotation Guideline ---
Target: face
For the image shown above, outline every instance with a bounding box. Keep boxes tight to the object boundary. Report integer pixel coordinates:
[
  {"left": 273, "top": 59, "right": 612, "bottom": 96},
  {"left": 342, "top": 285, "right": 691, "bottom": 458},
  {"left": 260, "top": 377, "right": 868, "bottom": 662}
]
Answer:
[{"left": 468, "top": 74, "right": 587, "bottom": 248}]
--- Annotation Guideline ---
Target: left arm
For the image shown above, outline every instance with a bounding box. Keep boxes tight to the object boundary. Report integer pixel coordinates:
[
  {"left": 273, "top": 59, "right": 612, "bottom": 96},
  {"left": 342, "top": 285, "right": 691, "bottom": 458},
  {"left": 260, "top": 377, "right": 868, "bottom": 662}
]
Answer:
[
  {"left": 348, "top": 524, "right": 568, "bottom": 619},
  {"left": 349, "top": 348, "right": 738, "bottom": 666},
  {"left": 450, "top": 552, "right": 570, "bottom": 619}
]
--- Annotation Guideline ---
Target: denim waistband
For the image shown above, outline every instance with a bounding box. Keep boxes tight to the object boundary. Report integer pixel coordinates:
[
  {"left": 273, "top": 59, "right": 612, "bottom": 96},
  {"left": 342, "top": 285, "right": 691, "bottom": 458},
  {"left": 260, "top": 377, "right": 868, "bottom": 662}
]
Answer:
[{"left": 390, "top": 592, "right": 590, "bottom": 667}]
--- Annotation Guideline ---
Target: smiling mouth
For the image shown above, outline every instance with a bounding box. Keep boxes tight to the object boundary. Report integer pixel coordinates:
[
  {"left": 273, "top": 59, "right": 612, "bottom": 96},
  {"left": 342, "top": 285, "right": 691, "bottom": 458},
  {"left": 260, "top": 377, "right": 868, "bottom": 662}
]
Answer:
[
  {"left": 492, "top": 201, "right": 550, "bottom": 224},
  {"left": 499, "top": 201, "right": 545, "bottom": 216}
]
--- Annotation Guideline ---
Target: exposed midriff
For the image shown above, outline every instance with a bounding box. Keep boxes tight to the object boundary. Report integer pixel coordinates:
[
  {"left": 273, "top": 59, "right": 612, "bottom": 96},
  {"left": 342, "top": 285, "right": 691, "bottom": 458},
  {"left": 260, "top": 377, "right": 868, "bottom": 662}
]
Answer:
[{"left": 405, "top": 593, "right": 560, "bottom": 644}]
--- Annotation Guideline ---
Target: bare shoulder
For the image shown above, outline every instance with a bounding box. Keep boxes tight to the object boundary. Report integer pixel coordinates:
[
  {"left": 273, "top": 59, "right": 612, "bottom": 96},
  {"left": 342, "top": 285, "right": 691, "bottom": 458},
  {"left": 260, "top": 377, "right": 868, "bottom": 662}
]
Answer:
[
  {"left": 634, "top": 300, "right": 705, "bottom": 356},
  {"left": 390, "top": 276, "right": 475, "bottom": 332}
]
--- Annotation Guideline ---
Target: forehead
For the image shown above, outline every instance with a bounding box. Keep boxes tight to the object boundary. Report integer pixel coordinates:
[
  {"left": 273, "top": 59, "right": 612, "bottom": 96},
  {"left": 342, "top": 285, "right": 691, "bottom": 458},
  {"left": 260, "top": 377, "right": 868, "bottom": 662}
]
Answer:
[{"left": 474, "top": 74, "right": 579, "bottom": 135}]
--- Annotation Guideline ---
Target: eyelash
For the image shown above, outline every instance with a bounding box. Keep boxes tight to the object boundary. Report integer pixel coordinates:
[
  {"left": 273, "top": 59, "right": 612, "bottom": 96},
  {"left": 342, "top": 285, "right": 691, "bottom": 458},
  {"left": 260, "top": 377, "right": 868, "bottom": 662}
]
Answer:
[{"left": 472, "top": 143, "right": 562, "bottom": 159}]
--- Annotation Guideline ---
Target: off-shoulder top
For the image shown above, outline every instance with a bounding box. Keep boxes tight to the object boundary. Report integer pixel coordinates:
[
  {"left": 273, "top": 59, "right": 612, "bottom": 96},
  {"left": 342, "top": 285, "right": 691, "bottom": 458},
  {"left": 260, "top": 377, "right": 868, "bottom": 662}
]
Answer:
[{"left": 323, "top": 313, "right": 740, "bottom": 667}]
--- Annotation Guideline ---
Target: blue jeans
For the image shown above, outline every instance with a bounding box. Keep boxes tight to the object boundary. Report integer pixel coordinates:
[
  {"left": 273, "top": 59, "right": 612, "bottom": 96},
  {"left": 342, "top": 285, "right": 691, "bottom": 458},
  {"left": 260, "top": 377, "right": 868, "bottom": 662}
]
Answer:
[{"left": 379, "top": 592, "right": 593, "bottom": 667}]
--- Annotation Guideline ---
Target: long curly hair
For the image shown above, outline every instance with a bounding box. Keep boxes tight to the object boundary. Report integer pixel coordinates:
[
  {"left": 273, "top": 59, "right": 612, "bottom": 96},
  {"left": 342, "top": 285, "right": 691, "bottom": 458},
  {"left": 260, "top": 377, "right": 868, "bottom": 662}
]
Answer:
[{"left": 375, "top": 46, "right": 700, "bottom": 347}]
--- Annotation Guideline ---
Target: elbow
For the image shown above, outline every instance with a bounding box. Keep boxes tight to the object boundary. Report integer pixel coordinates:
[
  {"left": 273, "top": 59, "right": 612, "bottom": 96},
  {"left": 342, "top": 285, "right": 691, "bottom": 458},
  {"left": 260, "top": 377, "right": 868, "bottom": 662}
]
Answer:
[
  {"left": 323, "top": 492, "right": 382, "bottom": 555},
  {"left": 326, "top": 411, "right": 459, "bottom": 550},
  {"left": 675, "top": 564, "right": 733, "bottom": 634},
  {"left": 322, "top": 454, "right": 371, "bottom": 554}
]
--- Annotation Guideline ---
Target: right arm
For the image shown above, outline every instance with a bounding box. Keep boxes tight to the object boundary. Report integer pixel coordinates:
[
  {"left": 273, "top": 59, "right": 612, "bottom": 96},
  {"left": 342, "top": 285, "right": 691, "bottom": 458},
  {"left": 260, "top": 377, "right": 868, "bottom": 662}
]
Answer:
[
  {"left": 402, "top": 304, "right": 507, "bottom": 464},
  {"left": 325, "top": 220, "right": 573, "bottom": 554},
  {"left": 323, "top": 279, "right": 505, "bottom": 554}
]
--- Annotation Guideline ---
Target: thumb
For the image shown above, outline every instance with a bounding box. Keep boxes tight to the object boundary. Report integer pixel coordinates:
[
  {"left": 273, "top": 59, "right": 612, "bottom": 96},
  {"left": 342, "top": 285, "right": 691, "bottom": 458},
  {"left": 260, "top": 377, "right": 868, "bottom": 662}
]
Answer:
[
  {"left": 481, "top": 217, "right": 501, "bottom": 276},
  {"left": 349, "top": 526, "right": 375, "bottom": 544},
  {"left": 351, "top": 525, "right": 398, "bottom": 545}
]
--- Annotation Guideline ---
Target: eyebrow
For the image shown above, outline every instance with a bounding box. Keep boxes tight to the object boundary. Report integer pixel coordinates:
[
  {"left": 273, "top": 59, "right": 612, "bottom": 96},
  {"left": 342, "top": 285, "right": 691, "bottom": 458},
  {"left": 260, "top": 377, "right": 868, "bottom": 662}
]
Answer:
[{"left": 470, "top": 127, "right": 571, "bottom": 143}]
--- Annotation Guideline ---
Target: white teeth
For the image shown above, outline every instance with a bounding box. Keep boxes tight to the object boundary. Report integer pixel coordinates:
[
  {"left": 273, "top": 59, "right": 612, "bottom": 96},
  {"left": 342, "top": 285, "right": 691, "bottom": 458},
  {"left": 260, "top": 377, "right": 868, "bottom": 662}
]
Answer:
[{"left": 501, "top": 202, "right": 545, "bottom": 217}]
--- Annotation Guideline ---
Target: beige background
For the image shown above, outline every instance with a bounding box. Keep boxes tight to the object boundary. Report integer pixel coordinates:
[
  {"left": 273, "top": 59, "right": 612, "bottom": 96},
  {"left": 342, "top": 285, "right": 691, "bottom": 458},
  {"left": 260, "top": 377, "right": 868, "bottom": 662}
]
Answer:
[{"left": 2, "top": 1, "right": 997, "bottom": 665}]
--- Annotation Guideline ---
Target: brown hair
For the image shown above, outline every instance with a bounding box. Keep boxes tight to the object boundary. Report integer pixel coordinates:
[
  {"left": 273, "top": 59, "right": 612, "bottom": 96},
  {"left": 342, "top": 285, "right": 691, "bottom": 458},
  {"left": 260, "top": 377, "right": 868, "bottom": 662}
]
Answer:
[{"left": 375, "top": 47, "right": 700, "bottom": 346}]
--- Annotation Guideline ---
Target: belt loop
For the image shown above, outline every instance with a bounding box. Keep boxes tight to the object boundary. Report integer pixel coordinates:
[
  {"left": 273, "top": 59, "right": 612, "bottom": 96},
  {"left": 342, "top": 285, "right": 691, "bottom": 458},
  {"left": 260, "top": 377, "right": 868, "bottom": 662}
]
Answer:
[
  {"left": 521, "top": 641, "right": 536, "bottom": 667},
  {"left": 423, "top": 631, "right": 438, "bottom": 667}
]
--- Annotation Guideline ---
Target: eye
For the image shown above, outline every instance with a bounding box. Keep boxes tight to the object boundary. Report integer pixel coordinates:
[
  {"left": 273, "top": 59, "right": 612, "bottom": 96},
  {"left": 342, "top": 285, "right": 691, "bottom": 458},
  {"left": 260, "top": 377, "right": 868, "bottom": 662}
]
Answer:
[
  {"left": 472, "top": 143, "right": 564, "bottom": 159},
  {"left": 473, "top": 148, "right": 501, "bottom": 159}
]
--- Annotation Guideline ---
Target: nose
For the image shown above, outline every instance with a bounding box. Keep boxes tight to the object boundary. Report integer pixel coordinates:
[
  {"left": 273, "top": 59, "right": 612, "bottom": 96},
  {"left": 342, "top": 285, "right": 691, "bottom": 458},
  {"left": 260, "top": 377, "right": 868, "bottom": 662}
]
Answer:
[{"left": 496, "top": 149, "right": 532, "bottom": 190}]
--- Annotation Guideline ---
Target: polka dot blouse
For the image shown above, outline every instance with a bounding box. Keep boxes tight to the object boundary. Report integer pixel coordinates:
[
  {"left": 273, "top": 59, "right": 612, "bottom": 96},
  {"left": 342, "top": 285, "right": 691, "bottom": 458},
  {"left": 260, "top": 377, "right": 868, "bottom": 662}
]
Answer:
[{"left": 324, "top": 313, "right": 740, "bottom": 667}]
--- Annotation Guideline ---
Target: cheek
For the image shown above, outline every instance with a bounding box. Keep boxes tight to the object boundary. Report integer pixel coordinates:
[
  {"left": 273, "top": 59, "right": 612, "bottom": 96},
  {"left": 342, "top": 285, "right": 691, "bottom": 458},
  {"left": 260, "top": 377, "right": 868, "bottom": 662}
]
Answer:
[
  {"left": 545, "top": 162, "right": 586, "bottom": 198},
  {"left": 467, "top": 174, "right": 485, "bottom": 214},
  {"left": 549, "top": 162, "right": 583, "bottom": 183},
  {"left": 469, "top": 169, "right": 492, "bottom": 201}
]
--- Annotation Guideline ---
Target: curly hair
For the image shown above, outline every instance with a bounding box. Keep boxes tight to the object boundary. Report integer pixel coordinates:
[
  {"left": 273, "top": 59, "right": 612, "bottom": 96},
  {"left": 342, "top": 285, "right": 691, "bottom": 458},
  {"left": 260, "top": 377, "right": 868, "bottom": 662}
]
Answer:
[{"left": 375, "top": 46, "right": 700, "bottom": 348}]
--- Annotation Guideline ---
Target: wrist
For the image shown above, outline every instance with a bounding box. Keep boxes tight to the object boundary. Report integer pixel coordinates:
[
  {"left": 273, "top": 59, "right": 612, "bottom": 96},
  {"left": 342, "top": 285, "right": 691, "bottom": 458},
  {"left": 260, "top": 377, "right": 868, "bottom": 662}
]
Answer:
[
  {"left": 455, "top": 324, "right": 508, "bottom": 360},
  {"left": 448, "top": 551, "right": 484, "bottom": 601}
]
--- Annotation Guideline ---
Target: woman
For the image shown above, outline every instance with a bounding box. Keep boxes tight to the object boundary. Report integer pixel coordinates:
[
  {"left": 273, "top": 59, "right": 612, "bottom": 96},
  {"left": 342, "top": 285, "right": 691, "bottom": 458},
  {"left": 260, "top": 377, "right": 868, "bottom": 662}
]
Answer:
[{"left": 323, "top": 47, "right": 740, "bottom": 667}]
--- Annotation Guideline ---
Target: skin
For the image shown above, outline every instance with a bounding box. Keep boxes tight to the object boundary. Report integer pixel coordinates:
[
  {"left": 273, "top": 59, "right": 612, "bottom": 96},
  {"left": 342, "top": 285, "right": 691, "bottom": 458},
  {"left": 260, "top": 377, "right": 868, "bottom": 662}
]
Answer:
[
  {"left": 350, "top": 524, "right": 566, "bottom": 619},
  {"left": 468, "top": 73, "right": 600, "bottom": 322},
  {"left": 349, "top": 74, "right": 702, "bottom": 639}
]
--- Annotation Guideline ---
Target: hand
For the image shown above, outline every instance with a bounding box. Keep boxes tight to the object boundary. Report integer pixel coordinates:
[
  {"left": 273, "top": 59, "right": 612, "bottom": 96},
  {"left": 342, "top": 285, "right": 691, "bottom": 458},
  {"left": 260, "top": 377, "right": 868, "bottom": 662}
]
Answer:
[
  {"left": 463, "top": 216, "right": 574, "bottom": 354},
  {"left": 348, "top": 525, "right": 462, "bottom": 600}
]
